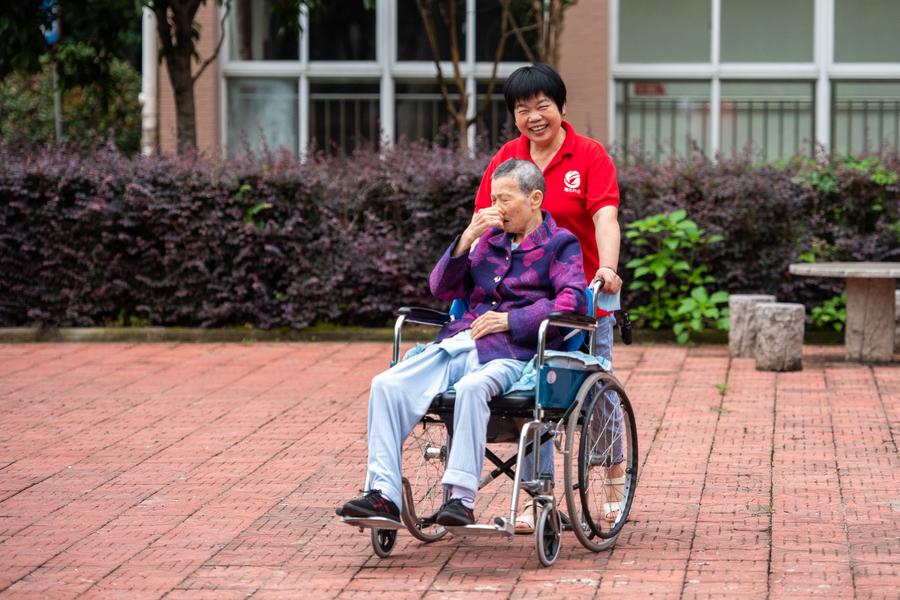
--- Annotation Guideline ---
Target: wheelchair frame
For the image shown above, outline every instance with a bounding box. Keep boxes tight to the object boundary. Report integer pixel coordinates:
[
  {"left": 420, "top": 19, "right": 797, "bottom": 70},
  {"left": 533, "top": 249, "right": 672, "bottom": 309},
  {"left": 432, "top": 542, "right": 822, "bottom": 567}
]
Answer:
[{"left": 339, "top": 286, "right": 638, "bottom": 566}]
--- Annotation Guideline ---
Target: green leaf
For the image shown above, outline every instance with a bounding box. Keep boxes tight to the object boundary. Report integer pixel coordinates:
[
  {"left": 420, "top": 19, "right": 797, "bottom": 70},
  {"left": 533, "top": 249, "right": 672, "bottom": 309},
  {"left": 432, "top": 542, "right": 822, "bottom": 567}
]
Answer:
[
  {"left": 625, "top": 257, "right": 644, "bottom": 268},
  {"left": 709, "top": 291, "right": 729, "bottom": 305}
]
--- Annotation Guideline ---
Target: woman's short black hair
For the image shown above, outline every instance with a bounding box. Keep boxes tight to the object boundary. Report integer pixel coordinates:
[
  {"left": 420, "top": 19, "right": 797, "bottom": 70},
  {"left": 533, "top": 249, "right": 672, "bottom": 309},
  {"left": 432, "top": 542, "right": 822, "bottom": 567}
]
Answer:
[{"left": 503, "top": 63, "right": 567, "bottom": 115}]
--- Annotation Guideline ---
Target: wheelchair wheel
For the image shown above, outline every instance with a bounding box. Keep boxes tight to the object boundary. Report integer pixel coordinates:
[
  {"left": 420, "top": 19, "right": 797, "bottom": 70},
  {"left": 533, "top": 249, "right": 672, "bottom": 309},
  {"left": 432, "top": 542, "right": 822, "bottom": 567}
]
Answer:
[
  {"left": 371, "top": 527, "right": 397, "bottom": 558},
  {"left": 563, "top": 372, "right": 638, "bottom": 553},
  {"left": 400, "top": 416, "right": 449, "bottom": 543},
  {"left": 534, "top": 502, "right": 562, "bottom": 567}
]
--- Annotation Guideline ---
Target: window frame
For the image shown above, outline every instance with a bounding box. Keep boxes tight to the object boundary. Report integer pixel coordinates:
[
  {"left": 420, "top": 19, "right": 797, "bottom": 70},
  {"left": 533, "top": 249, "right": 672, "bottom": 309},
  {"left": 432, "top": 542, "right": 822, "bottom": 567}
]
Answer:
[{"left": 609, "top": 0, "right": 900, "bottom": 156}]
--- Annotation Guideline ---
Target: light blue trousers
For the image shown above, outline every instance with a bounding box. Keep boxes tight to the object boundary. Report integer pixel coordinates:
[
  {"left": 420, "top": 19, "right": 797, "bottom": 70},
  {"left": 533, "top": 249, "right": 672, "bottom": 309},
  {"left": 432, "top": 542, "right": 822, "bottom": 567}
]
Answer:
[
  {"left": 364, "top": 332, "right": 525, "bottom": 509},
  {"left": 521, "top": 314, "right": 623, "bottom": 481}
]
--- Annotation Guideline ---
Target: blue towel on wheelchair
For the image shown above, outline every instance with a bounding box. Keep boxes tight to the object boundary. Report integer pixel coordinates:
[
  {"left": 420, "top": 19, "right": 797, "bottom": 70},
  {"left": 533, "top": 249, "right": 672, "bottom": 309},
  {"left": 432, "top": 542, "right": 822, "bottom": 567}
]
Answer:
[{"left": 401, "top": 344, "right": 611, "bottom": 394}]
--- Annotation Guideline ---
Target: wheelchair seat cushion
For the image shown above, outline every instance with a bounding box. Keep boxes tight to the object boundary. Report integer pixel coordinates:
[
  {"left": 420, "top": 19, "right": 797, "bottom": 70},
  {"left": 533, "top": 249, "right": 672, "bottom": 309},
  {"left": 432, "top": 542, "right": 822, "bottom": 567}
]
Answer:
[{"left": 430, "top": 388, "right": 535, "bottom": 415}]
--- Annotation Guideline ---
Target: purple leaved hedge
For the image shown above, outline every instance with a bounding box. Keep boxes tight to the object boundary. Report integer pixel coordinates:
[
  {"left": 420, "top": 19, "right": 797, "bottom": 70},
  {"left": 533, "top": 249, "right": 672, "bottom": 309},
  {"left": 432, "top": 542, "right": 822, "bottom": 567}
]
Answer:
[{"left": 1, "top": 143, "right": 896, "bottom": 328}]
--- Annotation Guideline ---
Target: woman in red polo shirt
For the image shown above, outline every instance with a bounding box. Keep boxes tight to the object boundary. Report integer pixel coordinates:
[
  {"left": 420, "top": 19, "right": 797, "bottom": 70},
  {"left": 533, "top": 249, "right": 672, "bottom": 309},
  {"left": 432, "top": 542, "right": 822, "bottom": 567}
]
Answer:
[{"left": 474, "top": 63, "right": 624, "bottom": 532}]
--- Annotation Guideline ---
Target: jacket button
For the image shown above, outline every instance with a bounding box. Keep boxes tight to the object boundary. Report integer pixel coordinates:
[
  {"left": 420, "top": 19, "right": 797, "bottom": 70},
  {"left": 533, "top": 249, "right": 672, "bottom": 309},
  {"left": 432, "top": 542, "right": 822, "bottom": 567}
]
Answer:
[
  {"left": 491, "top": 301, "right": 498, "bottom": 306},
  {"left": 493, "top": 275, "right": 501, "bottom": 283}
]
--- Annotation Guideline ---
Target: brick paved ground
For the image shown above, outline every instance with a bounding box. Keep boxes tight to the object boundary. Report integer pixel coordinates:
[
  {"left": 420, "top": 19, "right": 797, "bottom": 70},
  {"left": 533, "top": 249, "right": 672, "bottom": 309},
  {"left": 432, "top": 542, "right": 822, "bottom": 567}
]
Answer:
[{"left": 0, "top": 342, "right": 897, "bottom": 599}]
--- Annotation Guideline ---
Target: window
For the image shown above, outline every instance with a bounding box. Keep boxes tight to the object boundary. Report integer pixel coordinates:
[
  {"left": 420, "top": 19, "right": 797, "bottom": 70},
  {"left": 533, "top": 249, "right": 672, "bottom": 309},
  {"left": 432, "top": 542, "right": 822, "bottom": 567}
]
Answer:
[
  {"left": 834, "top": 0, "right": 900, "bottom": 63},
  {"left": 475, "top": 82, "right": 516, "bottom": 149},
  {"left": 616, "top": 81, "right": 710, "bottom": 160},
  {"left": 475, "top": 3, "right": 533, "bottom": 63},
  {"left": 720, "top": 0, "right": 813, "bottom": 63},
  {"left": 228, "top": 0, "right": 299, "bottom": 61},
  {"left": 226, "top": 79, "right": 298, "bottom": 156},
  {"left": 309, "top": 82, "right": 380, "bottom": 154},
  {"left": 221, "top": 0, "right": 527, "bottom": 156},
  {"left": 395, "top": 83, "right": 457, "bottom": 142},
  {"left": 308, "top": 1, "right": 376, "bottom": 61},
  {"left": 832, "top": 82, "right": 900, "bottom": 155},
  {"left": 612, "top": 0, "right": 900, "bottom": 158},
  {"left": 618, "top": 0, "right": 710, "bottom": 63},
  {"left": 397, "top": 0, "right": 465, "bottom": 61},
  {"left": 720, "top": 82, "right": 815, "bottom": 160}
]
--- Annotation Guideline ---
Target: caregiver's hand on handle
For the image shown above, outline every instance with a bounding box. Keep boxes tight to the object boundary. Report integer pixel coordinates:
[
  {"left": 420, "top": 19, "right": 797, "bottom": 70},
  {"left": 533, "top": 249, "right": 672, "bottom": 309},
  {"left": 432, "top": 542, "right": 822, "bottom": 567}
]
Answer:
[
  {"left": 593, "top": 266, "right": 622, "bottom": 295},
  {"left": 453, "top": 207, "right": 504, "bottom": 257}
]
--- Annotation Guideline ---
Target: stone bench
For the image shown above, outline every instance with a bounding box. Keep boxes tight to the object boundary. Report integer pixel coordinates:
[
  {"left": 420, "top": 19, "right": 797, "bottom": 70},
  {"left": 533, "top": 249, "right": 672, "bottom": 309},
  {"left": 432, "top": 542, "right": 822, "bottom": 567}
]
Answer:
[
  {"left": 753, "top": 302, "right": 805, "bottom": 372},
  {"left": 729, "top": 294, "right": 777, "bottom": 358}
]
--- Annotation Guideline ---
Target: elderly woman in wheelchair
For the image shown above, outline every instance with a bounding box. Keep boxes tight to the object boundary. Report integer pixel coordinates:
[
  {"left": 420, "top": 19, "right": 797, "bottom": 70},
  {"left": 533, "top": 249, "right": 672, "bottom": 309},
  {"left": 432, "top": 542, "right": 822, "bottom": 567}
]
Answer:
[{"left": 337, "top": 158, "right": 637, "bottom": 566}]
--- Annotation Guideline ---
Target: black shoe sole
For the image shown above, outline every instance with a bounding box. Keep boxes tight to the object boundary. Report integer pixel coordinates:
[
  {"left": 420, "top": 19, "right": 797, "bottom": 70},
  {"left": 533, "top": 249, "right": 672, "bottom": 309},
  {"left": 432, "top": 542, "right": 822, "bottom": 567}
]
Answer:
[{"left": 341, "top": 504, "right": 401, "bottom": 523}]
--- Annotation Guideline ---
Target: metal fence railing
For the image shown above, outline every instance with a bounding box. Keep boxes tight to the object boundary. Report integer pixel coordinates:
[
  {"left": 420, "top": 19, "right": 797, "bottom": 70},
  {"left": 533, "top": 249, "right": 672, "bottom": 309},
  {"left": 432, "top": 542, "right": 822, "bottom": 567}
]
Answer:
[{"left": 832, "top": 99, "right": 900, "bottom": 155}]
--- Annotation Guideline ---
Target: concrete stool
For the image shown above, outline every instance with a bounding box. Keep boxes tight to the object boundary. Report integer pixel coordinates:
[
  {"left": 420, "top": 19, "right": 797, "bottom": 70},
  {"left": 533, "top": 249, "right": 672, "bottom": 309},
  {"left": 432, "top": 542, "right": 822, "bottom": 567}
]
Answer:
[
  {"left": 729, "top": 294, "right": 777, "bottom": 358},
  {"left": 754, "top": 302, "right": 805, "bottom": 371}
]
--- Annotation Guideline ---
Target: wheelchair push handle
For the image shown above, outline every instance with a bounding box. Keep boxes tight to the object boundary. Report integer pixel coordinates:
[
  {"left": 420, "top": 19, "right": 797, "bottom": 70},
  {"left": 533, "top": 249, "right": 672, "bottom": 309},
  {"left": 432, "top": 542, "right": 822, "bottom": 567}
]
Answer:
[{"left": 591, "top": 278, "right": 634, "bottom": 346}]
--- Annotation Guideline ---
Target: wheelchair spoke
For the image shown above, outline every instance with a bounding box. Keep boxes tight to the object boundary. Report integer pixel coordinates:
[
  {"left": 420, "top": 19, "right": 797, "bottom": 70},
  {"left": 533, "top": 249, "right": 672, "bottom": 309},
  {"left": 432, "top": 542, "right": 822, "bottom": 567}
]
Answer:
[
  {"left": 565, "top": 375, "right": 638, "bottom": 551},
  {"left": 401, "top": 418, "right": 449, "bottom": 542}
]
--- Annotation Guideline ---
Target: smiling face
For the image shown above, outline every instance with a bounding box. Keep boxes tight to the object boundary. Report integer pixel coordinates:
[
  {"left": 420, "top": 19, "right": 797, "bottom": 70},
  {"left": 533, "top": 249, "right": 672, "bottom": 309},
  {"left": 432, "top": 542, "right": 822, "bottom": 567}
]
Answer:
[
  {"left": 490, "top": 176, "right": 543, "bottom": 240},
  {"left": 513, "top": 93, "right": 565, "bottom": 146}
]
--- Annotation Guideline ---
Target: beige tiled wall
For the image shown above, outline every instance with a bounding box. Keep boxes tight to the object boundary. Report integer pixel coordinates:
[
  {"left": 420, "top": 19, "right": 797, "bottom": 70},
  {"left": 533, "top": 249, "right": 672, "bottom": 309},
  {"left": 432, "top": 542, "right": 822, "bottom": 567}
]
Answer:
[{"left": 558, "top": 0, "right": 610, "bottom": 144}]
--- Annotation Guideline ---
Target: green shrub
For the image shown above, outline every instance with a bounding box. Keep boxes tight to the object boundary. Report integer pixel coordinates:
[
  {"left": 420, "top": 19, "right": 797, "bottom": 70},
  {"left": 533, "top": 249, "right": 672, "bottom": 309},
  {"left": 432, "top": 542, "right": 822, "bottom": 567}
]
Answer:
[
  {"left": 810, "top": 293, "right": 846, "bottom": 332},
  {"left": 625, "top": 210, "right": 729, "bottom": 343}
]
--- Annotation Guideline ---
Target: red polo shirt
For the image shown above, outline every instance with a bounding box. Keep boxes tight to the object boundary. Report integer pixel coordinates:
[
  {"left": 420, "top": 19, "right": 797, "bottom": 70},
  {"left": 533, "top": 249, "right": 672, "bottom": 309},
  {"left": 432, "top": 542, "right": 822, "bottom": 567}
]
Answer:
[{"left": 475, "top": 120, "right": 620, "bottom": 286}]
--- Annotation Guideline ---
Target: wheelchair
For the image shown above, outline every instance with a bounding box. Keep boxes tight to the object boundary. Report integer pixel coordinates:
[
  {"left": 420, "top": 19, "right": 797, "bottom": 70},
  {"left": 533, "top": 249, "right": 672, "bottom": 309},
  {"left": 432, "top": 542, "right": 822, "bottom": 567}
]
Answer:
[{"left": 337, "top": 284, "right": 638, "bottom": 567}]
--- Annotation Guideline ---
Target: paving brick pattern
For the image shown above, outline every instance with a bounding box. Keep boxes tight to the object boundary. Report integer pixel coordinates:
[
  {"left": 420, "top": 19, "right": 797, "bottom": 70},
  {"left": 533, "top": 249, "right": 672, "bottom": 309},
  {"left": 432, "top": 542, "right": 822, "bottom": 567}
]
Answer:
[{"left": 0, "top": 343, "right": 897, "bottom": 599}]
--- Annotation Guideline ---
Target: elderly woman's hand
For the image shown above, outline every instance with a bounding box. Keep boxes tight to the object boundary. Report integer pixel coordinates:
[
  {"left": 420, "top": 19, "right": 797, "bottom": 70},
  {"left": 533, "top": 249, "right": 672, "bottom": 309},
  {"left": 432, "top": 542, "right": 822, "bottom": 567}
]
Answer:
[
  {"left": 453, "top": 208, "right": 504, "bottom": 257},
  {"left": 470, "top": 311, "right": 509, "bottom": 340}
]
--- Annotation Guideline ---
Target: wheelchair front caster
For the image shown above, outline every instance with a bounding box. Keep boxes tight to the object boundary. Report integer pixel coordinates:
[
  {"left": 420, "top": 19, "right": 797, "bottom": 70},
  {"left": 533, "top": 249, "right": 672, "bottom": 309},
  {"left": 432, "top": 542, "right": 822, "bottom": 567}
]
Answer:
[
  {"left": 371, "top": 528, "right": 397, "bottom": 558},
  {"left": 534, "top": 502, "right": 562, "bottom": 567}
]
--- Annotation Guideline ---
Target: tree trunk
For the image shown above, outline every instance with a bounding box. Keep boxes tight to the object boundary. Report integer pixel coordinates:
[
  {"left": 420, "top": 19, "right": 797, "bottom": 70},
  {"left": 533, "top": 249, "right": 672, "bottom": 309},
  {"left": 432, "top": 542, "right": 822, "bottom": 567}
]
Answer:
[
  {"left": 455, "top": 113, "right": 469, "bottom": 152},
  {"left": 168, "top": 49, "right": 197, "bottom": 153},
  {"left": 153, "top": 0, "right": 202, "bottom": 154}
]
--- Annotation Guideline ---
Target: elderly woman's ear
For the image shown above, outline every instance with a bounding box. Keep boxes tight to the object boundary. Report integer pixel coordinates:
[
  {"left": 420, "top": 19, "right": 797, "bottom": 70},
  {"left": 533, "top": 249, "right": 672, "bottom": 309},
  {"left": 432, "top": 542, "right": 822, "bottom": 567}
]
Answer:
[{"left": 529, "top": 189, "right": 543, "bottom": 209}]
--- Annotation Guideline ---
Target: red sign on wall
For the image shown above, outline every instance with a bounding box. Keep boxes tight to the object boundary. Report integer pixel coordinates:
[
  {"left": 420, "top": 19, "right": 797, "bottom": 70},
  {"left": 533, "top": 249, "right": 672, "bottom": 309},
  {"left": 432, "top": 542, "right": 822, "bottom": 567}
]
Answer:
[{"left": 634, "top": 82, "right": 666, "bottom": 96}]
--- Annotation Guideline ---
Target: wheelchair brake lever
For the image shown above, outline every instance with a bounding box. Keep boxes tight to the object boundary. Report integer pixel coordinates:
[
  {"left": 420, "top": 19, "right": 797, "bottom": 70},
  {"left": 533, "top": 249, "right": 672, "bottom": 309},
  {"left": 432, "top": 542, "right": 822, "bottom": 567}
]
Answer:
[{"left": 616, "top": 310, "right": 633, "bottom": 345}]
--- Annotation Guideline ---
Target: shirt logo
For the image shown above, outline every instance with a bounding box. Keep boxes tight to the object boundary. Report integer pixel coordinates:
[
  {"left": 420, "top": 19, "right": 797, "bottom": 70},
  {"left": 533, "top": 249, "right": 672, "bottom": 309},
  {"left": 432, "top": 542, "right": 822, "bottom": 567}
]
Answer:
[{"left": 563, "top": 170, "right": 581, "bottom": 193}]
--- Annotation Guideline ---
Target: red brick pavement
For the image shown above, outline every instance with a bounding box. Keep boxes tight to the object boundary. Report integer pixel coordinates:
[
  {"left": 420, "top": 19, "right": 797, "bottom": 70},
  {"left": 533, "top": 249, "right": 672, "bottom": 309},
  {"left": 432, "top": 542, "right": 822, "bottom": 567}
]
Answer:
[{"left": 0, "top": 342, "right": 897, "bottom": 599}]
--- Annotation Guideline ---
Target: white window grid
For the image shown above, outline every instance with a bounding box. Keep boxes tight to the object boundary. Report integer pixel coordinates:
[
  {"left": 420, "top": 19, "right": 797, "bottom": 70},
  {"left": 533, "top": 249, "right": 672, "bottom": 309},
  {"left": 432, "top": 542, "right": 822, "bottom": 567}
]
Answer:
[
  {"left": 218, "top": 0, "right": 528, "bottom": 158},
  {"left": 607, "top": 0, "right": 900, "bottom": 155}
]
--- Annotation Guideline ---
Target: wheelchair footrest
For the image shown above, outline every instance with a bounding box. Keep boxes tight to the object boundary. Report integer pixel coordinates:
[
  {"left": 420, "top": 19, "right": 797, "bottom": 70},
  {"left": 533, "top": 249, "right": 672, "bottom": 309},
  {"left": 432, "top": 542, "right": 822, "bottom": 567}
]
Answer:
[
  {"left": 444, "top": 517, "right": 514, "bottom": 537},
  {"left": 337, "top": 515, "right": 405, "bottom": 530}
]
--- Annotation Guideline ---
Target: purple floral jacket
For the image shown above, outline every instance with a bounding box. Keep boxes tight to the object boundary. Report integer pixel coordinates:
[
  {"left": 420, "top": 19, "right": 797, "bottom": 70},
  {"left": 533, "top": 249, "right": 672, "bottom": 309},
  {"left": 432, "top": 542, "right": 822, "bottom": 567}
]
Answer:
[{"left": 429, "top": 211, "right": 587, "bottom": 362}]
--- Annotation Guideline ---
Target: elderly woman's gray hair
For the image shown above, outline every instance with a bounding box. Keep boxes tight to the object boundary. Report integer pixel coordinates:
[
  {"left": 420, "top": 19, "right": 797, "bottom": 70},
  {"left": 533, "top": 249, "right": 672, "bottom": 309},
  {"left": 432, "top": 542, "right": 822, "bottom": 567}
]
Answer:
[{"left": 491, "top": 158, "right": 546, "bottom": 197}]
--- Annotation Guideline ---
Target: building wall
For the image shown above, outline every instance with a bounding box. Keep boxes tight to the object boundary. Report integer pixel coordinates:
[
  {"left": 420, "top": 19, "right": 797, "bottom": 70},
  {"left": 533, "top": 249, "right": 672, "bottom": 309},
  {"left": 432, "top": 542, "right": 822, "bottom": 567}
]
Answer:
[
  {"left": 558, "top": 0, "right": 610, "bottom": 143},
  {"left": 158, "top": 1, "right": 221, "bottom": 156}
]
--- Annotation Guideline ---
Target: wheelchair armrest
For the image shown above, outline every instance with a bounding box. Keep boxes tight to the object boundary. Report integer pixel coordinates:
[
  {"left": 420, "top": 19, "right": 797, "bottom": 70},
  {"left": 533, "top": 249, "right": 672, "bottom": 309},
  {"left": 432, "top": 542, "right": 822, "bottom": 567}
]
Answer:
[
  {"left": 396, "top": 306, "right": 451, "bottom": 327},
  {"left": 537, "top": 312, "right": 598, "bottom": 367},
  {"left": 547, "top": 311, "right": 598, "bottom": 329}
]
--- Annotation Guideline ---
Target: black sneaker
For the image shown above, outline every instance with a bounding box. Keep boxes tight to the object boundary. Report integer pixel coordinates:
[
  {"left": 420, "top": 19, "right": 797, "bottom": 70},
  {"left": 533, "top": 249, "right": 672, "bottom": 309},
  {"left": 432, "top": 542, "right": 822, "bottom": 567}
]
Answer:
[
  {"left": 340, "top": 490, "right": 400, "bottom": 523},
  {"left": 435, "top": 498, "right": 475, "bottom": 526}
]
